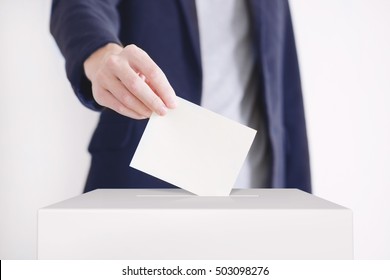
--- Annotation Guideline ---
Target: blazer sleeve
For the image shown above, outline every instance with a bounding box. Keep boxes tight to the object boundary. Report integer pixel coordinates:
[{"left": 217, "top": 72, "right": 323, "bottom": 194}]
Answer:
[{"left": 50, "top": 0, "right": 122, "bottom": 110}]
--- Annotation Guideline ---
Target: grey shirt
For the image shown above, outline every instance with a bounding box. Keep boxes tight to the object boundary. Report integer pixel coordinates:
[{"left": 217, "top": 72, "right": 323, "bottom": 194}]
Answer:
[{"left": 196, "top": 0, "right": 270, "bottom": 188}]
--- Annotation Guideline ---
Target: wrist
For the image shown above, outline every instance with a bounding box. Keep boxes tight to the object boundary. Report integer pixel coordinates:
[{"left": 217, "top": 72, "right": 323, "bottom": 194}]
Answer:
[{"left": 83, "top": 43, "right": 123, "bottom": 81}]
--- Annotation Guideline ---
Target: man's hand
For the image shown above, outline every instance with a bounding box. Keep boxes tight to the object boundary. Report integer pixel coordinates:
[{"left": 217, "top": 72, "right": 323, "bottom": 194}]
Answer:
[{"left": 83, "top": 43, "right": 177, "bottom": 119}]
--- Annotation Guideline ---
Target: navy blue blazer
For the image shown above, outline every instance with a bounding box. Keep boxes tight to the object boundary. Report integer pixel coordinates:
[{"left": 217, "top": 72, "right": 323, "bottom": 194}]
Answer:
[{"left": 50, "top": 0, "right": 311, "bottom": 193}]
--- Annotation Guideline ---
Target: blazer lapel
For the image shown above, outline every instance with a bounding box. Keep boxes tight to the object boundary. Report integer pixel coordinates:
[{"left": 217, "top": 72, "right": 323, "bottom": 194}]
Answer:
[{"left": 177, "top": 0, "right": 202, "bottom": 70}]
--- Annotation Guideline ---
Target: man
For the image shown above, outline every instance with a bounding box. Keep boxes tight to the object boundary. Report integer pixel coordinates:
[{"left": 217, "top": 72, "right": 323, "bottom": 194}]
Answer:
[{"left": 50, "top": 0, "right": 311, "bottom": 193}]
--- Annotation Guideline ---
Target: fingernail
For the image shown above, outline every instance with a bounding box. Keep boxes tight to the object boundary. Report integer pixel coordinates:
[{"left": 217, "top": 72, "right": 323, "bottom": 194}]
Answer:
[
  {"left": 170, "top": 96, "right": 177, "bottom": 108},
  {"left": 167, "top": 94, "right": 177, "bottom": 109},
  {"left": 158, "top": 105, "right": 168, "bottom": 116}
]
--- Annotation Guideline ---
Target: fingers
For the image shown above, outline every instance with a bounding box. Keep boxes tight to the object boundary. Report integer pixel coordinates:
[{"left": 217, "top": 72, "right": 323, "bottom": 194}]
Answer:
[
  {"left": 93, "top": 87, "right": 148, "bottom": 120},
  {"left": 114, "top": 61, "right": 170, "bottom": 116},
  {"left": 86, "top": 43, "right": 177, "bottom": 120},
  {"left": 108, "top": 78, "right": 152, "bottom": 118},
  {"left": 122, "top": 45, "right": 177, "bottom": 109}
]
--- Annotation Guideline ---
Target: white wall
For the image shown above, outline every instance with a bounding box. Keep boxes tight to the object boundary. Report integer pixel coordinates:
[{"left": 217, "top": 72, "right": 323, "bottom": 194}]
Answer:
[
  {"left": 290, "top": 0, "right": 390, "bottom": 259},
  {"left": 0, "top": 0, "right": 98, "bottom": 259},
  {"left": 0, "top": 0, "right": 389, "bottom": 259}
]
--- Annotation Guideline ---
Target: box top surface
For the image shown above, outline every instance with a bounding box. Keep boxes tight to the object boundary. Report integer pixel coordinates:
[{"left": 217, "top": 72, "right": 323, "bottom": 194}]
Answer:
[{"left": 41, "top": 189, "right": 349, "bottom": 210}]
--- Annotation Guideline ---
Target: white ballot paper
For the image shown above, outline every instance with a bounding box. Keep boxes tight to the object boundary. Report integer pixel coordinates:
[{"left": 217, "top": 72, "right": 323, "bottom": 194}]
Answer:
[{"left": 130, "top": 97, "right": 256, "bottom": 196}]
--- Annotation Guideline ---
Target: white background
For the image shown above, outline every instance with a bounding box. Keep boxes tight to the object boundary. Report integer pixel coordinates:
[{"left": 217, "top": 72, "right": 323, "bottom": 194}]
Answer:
[{"left": 0, "top": 0, "right": 389, "bottom": 259}]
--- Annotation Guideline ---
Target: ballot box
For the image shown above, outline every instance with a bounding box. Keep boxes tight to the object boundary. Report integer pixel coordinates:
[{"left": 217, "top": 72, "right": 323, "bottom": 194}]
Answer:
[{"left": 37, "top": 189, "right": 353, "bottom": 259}]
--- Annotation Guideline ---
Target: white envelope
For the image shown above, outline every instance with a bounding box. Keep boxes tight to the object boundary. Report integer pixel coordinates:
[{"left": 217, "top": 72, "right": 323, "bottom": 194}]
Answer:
[{"left": 130, "top": 97, "right": 256, "bottom": 196}]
